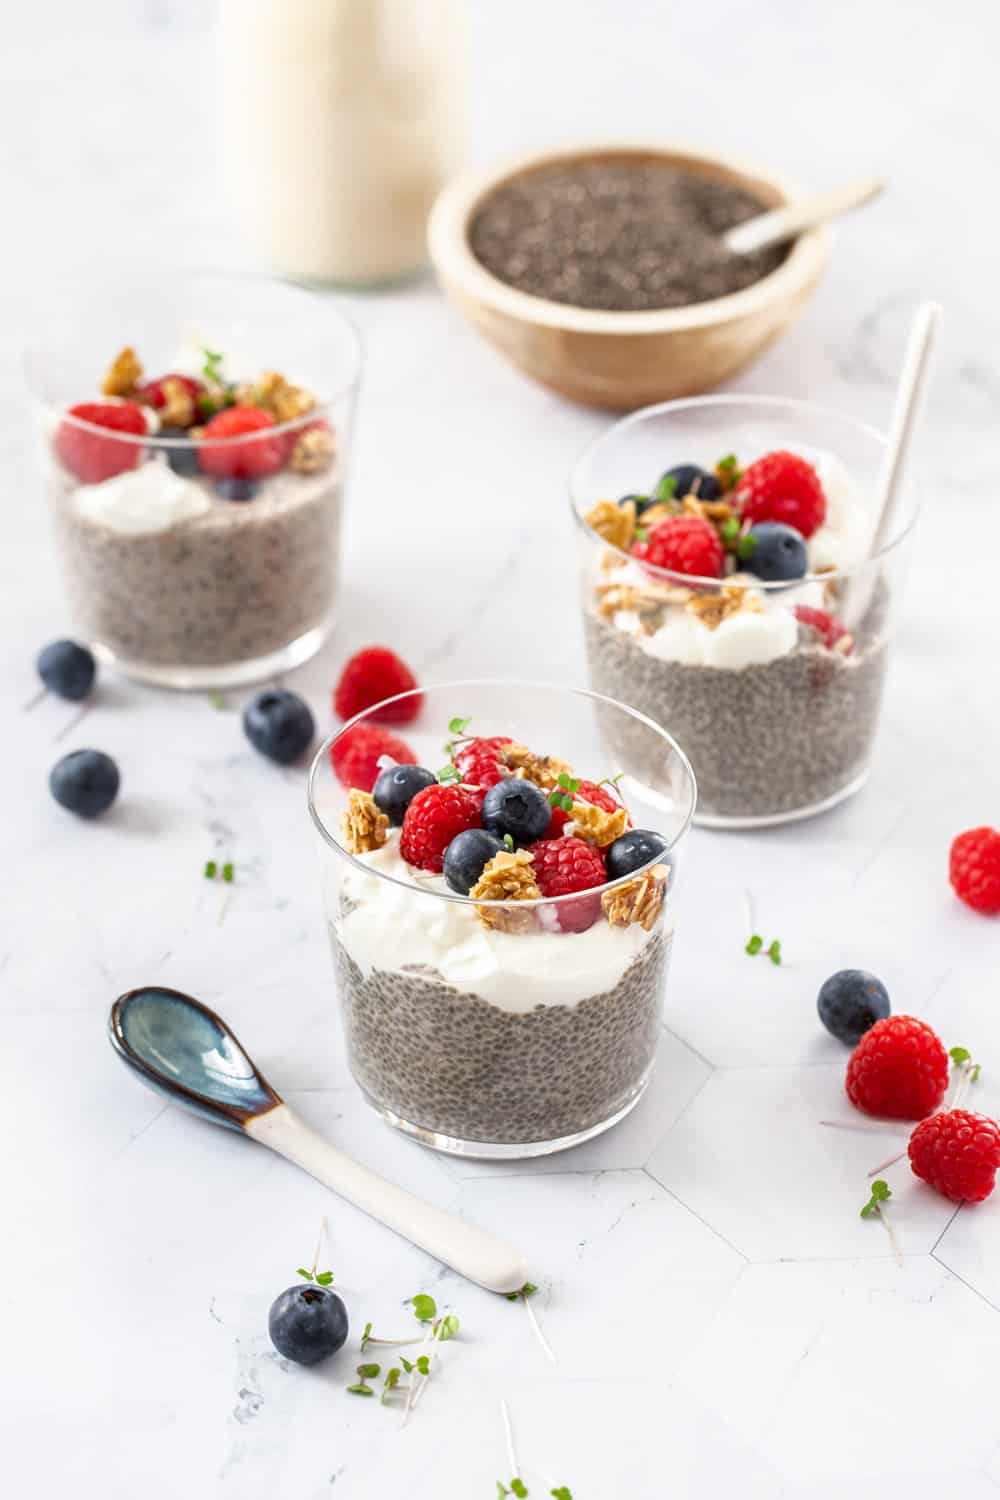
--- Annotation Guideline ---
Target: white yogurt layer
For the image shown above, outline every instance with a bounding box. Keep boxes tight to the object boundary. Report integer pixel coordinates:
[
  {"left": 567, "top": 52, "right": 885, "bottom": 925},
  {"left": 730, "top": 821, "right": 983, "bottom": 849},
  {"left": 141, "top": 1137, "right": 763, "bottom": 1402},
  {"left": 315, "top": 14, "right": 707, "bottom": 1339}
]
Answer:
[
  {"left": 605, "top": 446, "right": 871, "bottom": 670},
  {"left": 75, "top": 461, "right": 211, "bottom": 535},
  {"left": 332, "top": 839, "right": 658, "bottom": 1015}
]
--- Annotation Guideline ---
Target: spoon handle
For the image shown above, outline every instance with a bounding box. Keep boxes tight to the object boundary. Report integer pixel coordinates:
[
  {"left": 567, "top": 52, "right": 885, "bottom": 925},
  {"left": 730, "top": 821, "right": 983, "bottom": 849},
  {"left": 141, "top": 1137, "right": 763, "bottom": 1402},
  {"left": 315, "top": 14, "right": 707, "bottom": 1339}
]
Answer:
[
  {"left": 723, "top": 176, "right": 885, "bottom": 256},
  {"left": 246, "top": 1103, "right": 529, "bottom": 1295}
]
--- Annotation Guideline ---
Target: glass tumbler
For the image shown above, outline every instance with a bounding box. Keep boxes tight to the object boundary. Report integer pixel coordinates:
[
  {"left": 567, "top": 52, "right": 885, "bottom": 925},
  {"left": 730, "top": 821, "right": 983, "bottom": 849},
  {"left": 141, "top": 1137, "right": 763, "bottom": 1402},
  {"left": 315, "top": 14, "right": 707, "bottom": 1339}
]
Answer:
[{"left": 308, "top": 680, "right": 696, "bottom": 1159}]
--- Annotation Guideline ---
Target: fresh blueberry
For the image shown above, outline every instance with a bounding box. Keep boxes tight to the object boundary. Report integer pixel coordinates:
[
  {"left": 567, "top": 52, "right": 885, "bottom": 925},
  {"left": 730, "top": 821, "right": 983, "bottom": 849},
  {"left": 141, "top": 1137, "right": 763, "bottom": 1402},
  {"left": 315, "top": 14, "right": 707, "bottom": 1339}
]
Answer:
[
  {"left": 817, "top": 969, "right": 890, "bottom": 1046},
  {"left": 605, "top": 828, "right": 670, "bottom": 880},
  {"left": 268, "top": 1284, "right": 349, "bottom": 1366},
  {"left": 243, "top": 690, "right": 315, "bottom": 765},
  {"left": 443, "top": 828, "right": 506, "bottom": 895},
  {"left": 160, "top": 426, "right": 201, "bottom": 478},
  {"left": 660, "top": 464, "right": 722, "bottom": 501},
  {"left": 372, "top": 764, "right": 437, "bottom": 826},
  {"left": 49, "top": 749, "right": 119, "bottom": 818},
  {"left": 740, "top": 522, "right": 808, "bottom": 583},
  {"left": 481, "top": 778, "right": 552, "bottom": 843},
  {"left": 36, "top": 639, "right": 96, "bottom": 701},
  {"left": 215, "top": 476, "right": 260, "bottom": 502}
]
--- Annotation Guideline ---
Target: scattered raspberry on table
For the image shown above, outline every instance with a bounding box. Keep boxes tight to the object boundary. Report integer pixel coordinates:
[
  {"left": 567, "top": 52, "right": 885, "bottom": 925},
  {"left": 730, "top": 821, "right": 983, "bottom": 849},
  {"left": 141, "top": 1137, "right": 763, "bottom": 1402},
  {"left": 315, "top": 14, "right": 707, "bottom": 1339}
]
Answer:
[
  {"left": 949, "top": 827, "right": 1000, "bottom": 914},
  {"left": 845, "top": 1015, "right": 949, "bottom": 1120},
  {"left": 909, "top": 1108, "right": 1000, "bottom": 1202},
  {"left": 334, "top": 647, "right": 422, "bottom": 724}
]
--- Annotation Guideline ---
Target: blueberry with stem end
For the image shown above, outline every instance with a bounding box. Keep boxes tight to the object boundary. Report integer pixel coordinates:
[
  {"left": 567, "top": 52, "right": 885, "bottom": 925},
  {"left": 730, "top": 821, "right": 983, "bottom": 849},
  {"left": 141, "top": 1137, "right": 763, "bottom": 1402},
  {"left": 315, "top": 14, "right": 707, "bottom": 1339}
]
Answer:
[
  {"left": 443, "top": 829, "right": 506, "bottom": 895},
  {"left": 36, "top": 639, "right": 96, "bottom": 702},
  {"left": 605, "top": 828, "right": 670, "bottom": 880},
  {"left": 268, "top": 1284, "right": 349, "bottom": 1366},
  {"left": 372, "top": 764, "right": 436, "bottom": 826},
  {"left": 660, "top": 464, "right": 723, "bottom": 501},
  {"left": 243, "top": 690, "right": 315, "bottom": 765},
  {"left": 49, "top": 749, "right": 119, "bottom": 818},
  {"left": 481, "top": 778, "right": 551, "bottom": 843},
  {"left": 818, "top": 969, "right": 890, "bottom": 1046},
  {"left": 739, "top": 522, "right": 808, "bottom": 583},
  {"left": 159, "top": 426, "right": 200, "bottom": 478}
]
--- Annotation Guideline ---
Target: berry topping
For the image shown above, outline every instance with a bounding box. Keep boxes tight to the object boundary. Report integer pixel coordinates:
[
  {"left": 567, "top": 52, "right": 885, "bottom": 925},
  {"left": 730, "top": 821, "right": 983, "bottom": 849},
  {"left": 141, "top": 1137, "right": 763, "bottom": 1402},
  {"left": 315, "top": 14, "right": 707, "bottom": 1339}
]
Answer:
[
  {"left": 214, "top": 476, "right": 260, "bottom": 502},
  {"left": 36, "top": 639, "right": 96, "bottom": 702},
  {"left": 547, "top": 777, "right": 628, "bottom": 836},
  {"left": 735, "top": 450, "right": 827, "bottom": 538},
  {"left": 481, "top": 778, "right": 552, "bottom": 844},
  {"left": 527, "top": 836, "right": 607, "bottom": 933},
  {"left": 453, "top": 736, "right": 513, "bottom": 789},
  {"left": 331, "top": 725, "right": 417, "bottom": 792},
  {"left": 400, "top": 783, "right": 483, "bottom": 873},
  {"left": 908, "top": 1109, "right": 1000, "bottom": 1203},
  {"left": 49, "top": 749, "right": 119, "bottom": 819},
  {"left": 159, "top": 425, "right": 201, "bottom": 478},
  {"left": 333, "top": 647, "right": 422, "bottom": 725},
  {"left": 631, "top": 514, "right": 724, "bottom": 579},
  {"left": 372, "top": 764, "right": 436, "bottom": 825},
  {"left": 137, "top": 373, "right": 203, "bottom": 411},
  {"left": 243, "top": 690, "right": 315, "bottom": 765},
  {"left": 198, "top": 405, "right": 285, "bottom": 480},
  {"left": 659, "top": 464, "right": 723, "bottom": 501},
  {"left": 817, "top": 969, "right": 890, "bottom": 1047},
  {"left": 949, "top": 827, "right": 1000, "bottom": 914},
  {"left": 845, "top": 1015, "right": 949, "bottom": 1120},
  {"left": 794, "top": 605, "right": 852, "bottom": 653},
  {"left": 54, "top": 401, "right": 147, "bottom": 484},
  {"left": 443, "top": 828, "right": 507, "bottom": 895},
  {"left": 738, "top": 522, "right": 808, "bottom": 583},
  {"left": 605, "top": 828, "right": 669, "bottom": 881},
  {"left": 268, "top": 1283, "right": 349, "bottom": 1366}
]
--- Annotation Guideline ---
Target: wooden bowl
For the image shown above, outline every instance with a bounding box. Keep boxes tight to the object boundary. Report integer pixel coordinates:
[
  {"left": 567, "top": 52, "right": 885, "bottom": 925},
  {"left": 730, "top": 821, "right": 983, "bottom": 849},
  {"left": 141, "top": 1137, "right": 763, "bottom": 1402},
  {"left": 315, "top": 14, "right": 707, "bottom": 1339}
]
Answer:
[{"left": 427, "top": 142, "right": 830, "bottom": 412}]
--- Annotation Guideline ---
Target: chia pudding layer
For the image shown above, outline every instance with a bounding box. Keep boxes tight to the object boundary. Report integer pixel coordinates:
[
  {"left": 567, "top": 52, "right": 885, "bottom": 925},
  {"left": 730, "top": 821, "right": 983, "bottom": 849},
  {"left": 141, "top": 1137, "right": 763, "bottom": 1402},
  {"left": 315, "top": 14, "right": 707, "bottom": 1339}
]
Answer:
[
  {"left": 584, "top": 604, "right": 888, "bottom": 822},
  {"left": 330, "top": 920, "right": 669, "bottom": 1146},
  {"left": 47, "top": 464, "right": 341, "bottom": 669}
]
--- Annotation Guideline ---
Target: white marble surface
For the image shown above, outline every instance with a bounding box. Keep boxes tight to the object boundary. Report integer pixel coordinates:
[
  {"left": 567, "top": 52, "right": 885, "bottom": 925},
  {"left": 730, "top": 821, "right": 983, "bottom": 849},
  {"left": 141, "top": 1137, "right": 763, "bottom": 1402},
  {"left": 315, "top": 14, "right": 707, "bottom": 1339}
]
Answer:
[{"left": 3, "top": 2, "right": 1000, "bottom": 1496}]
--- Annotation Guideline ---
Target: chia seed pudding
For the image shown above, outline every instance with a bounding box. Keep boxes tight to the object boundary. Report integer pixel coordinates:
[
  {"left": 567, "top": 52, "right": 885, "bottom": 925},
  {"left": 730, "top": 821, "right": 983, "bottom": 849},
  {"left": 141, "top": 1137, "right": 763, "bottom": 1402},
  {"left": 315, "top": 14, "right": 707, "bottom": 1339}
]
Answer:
[
  {"left": 468, "top": 158, "right": 787, "bottom": 312},
  {"left": 576, "top": 436, "right": 896, "bottom": 824}
]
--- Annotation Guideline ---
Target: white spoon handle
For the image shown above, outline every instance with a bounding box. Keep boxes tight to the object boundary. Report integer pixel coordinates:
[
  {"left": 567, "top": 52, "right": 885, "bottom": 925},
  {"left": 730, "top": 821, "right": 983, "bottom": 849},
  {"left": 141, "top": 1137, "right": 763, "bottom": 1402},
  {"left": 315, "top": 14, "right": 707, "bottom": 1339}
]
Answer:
[
  {"left": 724, "top": 177, "right": 885, "bottom": 256},
  {"left": 246, "top": 1103, "right": 529, "bottom": 1295}
]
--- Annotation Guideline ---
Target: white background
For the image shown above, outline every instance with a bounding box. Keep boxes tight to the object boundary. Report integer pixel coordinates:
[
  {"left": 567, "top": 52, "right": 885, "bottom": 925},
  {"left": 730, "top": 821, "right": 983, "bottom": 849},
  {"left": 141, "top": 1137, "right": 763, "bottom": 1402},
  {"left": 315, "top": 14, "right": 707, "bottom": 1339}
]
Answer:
[{"left": 2, "top": 2, "right": 1000, "bottom": 1497}]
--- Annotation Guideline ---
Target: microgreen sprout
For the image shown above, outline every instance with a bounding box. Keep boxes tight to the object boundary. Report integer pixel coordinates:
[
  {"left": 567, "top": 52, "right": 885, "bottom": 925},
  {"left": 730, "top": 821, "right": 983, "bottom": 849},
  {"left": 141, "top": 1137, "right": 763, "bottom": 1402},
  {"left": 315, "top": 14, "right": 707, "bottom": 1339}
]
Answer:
[
  {"left": 296, "top": 1267, "right": 334, "bottom": 1286},
  {"left": 745, "top": 933, "right": 763, "bottom": 956},
  {"left": 443, "top": 715, "right": 473, "bottom": 755},
  {"left": 654, "top": 474, "right": 677, "bottom": 502},
  {"left": 949, "top": 1045, "right": 981, "bottom": 1083},
  {"left": 407, "top": 1293, "right": 437, "bottom": 1322},
  {"left": 201, "top": 347, "right": 226, "bottom": 384},
  {"left": 437, "top": 763, "right": 461, "bottom": 784},
  {"left": 635, "top": 526, "right": 649, "bottom": 543},
  {"left": 745, "top": 933, "right": 782, "bottom": 964},
  {"left": 505, "top": 1282, "right": 538, "bottom": 1302},
  {"left": 503, "top": 834, "right": 515, "bottom": 851},
  {"left": 550, "top": 1490, "right": 573, "bottom": 1499},
  {"left": 860, "top": 1179, "right": 891, "bottom": 1219},
  {"left": 767, "top": 939, "right": 782, "bottom": 965},
  {"left": 204, "top": 860, "right": 217, "bottom": 880},
  {"left": 347, "top": 1363, "right": 380, "bottom": 1396},
  {"left": 716, "top": 453, "right": 742, "bottom": 490},
  {"left": 720, "top": 516, "right": 741, "bottom": 544},
  {"left": 736, "top": 532, "right": 758, "bottom": 561},
  {"left": 222, "top": 861, "right": 234, "bottom": 884},
  {"left": 547, "top": 773, "right": 581, "bottom": 813},
  {"left": 381, "top": 1366, "right": 401, "bottom": 1403}
]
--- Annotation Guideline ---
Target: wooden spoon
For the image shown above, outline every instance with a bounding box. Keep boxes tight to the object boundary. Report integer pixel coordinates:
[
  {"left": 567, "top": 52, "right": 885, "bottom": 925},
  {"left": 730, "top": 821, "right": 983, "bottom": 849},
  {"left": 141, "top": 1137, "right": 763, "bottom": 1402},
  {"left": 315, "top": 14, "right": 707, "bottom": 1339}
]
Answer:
[{"left": 724, "top": 176, "right": 885, "bottom": 256}]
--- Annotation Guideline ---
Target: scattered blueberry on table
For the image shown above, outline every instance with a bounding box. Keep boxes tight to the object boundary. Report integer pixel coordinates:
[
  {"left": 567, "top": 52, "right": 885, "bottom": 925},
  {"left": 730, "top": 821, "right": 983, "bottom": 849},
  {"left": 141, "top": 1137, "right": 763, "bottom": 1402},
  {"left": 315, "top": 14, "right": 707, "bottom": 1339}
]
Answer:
[
  {"left": 269, "top": 1280, "right": 349, "bottom": 1366},
  {"left": 243, "top": 689, "right": 315, "bottom": 765},
  {"left": 49, "top": 749, "right": 119, "bottom": 818},
  {"left": 36, "top": 639, "right": 96, "bottom": 701},
  {"left": 817, "top": 968, "right": 891, "bottom": 1045}
]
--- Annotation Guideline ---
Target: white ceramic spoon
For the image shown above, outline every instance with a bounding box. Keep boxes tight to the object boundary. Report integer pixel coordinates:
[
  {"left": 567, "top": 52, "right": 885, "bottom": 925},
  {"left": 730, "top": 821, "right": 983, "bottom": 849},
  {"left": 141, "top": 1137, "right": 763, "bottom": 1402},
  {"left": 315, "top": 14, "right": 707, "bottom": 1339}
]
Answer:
[
  {"left": 724, "top": 176, "right": 885, "bottom": 256},
  {"left": 109, "top": 985, "right": 529, "bottom": 1295}
]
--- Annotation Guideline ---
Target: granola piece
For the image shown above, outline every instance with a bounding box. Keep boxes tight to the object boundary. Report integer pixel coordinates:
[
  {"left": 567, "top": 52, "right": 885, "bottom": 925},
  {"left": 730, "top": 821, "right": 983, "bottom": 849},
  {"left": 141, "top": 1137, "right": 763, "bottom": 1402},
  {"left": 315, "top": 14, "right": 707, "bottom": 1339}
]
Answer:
[
  {"left": 584, "top": 498, "right": 636, "bottom": 552},
  {"left": 290, "top": 424, "right": 336, "bottom": 475},
  {"left": 568, "top": 799, "right": 630, "bottom": 849},
  {"left": 159, "top": 375, "right": 197, "bottom": 428},
  {"left": 101, "top": 347, "right": 142, "bottom": 398},
  {"left": 238, "top": 370, "right": 317, "bottom": 424},
  {"left": 339, "top": 789, "right": 388, "bottom": 854},
  {"left": 602, "top": 864, "right": 669, "bottom": 931},
  {"left": 636, "top": 501, "right": 675, "bottom": 529},
  {"left": 501, "top": 743, "right": 575, "bottom": 792},
  {"left": 470, "top": 849, "right": 540, "bottom": 934},
  {"left": 686, "top": 585, "right": 763, "bottom": 631}
]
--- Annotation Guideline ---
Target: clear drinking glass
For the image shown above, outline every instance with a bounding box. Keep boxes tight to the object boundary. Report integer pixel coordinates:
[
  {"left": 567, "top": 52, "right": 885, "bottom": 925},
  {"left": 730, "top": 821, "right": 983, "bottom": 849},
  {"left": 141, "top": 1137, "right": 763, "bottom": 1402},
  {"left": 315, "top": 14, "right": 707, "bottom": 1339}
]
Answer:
[
  {"left": 26, "top": 270, "right": 361, "bottom": 689},
  {"left": 571, "top": 396, "right": 920, "bottom": 827},
  {"left": 308, "top": 680, "right": 696, "bottom": 1159}
]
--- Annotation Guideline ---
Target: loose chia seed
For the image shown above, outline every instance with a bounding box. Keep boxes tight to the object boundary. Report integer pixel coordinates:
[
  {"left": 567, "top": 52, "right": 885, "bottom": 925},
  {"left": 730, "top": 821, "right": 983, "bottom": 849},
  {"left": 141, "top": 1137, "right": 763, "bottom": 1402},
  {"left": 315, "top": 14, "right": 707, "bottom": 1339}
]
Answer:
[{"left": 468, "top": 159, "right": 787, "bottom": 312}]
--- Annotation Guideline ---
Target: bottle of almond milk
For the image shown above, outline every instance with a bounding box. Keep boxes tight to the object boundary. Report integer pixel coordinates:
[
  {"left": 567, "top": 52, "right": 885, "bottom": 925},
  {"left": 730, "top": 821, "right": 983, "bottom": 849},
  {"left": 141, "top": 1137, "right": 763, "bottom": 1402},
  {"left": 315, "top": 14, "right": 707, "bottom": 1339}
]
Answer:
[{"left": 218, "top": 0, "right": 465, "bottom": 285}]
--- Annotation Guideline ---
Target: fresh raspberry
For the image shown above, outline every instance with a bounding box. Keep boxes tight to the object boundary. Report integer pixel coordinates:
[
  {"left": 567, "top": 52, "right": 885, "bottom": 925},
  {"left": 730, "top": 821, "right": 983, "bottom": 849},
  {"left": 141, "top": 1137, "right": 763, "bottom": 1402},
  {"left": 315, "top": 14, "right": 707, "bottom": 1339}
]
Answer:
[
  {"left": 334, "top": 647, "right": 422, "bottom": 724},
  {"left": 909, "top": 1109, "right": 1000, "bottom": 1202},
  {"left": 527, "top": 835, "right": 607, "bottom": 933},
  {"left": 949, "top": 827, "right": 1000, "bottom": 915},
  {"left": 631, "top": 515, "right": 724, "bottom": 579},
  {"left": 794, "top": 605, "right": 853, "bottom": 654},
  {"left": 845, "top": 1015, "right": 949, "bottom": 1120},
  {"left": 549, "top": 778, "right": 629, "bottom": 836},
  {"left": 453, "top": 736, "right": 513, "bottom": 789},
  {"left": 136, "top": 373, "right": 203, "bottom": 410},
  {"left": 198, "top": 405, "right": 285, "bottom": 479},
  {"left": 400, "top": 784, "right": 483, "bottom": 873},
  {"left": 54, "top": 401, "right": 147, "bottom": 484},
  {"left": 736, "top": 450, "right": 827, "bottom": 538},
  {"left": 330, "top": 724, "right": 417, "bottom": 792}
]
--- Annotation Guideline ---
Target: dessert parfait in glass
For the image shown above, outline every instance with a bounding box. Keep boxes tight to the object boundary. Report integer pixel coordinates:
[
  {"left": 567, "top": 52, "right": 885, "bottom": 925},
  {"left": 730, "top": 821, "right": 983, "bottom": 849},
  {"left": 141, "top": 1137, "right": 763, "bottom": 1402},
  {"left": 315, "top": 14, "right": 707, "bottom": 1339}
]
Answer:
[
  {"left": 308, "top": 681, "right": 696, "bottom": 1159},
  {"left": 572, "top": 396, "right": 920, "bottom": 827},
  {"left": 26, "top": 271, "right": 361, "bottom": 688}
]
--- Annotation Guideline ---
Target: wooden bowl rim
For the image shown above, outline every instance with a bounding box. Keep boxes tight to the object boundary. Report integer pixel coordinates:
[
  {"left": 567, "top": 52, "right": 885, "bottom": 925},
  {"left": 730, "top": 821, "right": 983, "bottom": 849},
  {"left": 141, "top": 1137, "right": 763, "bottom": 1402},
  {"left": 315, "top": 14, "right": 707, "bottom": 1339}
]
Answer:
[{"left": 428, "top": 140, "right": 830, "bottom": 335}]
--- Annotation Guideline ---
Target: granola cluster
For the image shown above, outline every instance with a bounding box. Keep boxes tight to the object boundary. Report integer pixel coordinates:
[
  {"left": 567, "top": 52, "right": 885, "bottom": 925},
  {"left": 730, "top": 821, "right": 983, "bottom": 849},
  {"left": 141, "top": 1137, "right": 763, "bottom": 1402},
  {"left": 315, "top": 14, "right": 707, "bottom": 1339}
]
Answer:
[
  {"left": 234, "top": 370, "right": 316, "bottom": 424},
  {"left": 602, "top": 865, "right": 669, "bottom": 931},
  {"left": 290, "top": 424, "right": 336, "bottom": 475},
  {"left": 470, "top": 849, "right": 541, "bottom": 933},
  {"left": 101, "top": 346, "right": 143, "bottom": 398},
  {"left": 501, "top": 743, "right": 575, "bottom": 793},
  {"left": 568, "top": 799, "right": 630, "bottom": 849},
  {"left": 340, "top": 790, "right": 389, "bottom": 854}
]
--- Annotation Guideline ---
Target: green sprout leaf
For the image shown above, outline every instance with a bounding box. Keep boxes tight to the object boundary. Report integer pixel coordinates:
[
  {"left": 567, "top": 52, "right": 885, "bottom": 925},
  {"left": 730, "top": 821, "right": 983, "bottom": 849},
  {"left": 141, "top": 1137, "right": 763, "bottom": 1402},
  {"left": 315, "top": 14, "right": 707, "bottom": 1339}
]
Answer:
[
  {"left": 202, "top": 347, "right": 225, "bottom": 384},
  {"left": 222, "top": 861, "right": 234, "bottom": 884},
  {"left": 360, "top": 1320, "right": 373, "bottom": 1352},
  {"left": 408, "top": 1294, "right": 437, "bottom": 1323},
  {"left": 296, "top": 1266, "right": 313, "bottom": 1281},
  {"left": 437, "top": 763, "right": 461, "bottom": 785},
  {"left": 438, "top": 1313, "right": 460, "bottom": 1341},
  {"left": 716, "top": 454, "right": 742, "bottom": 489},
  {"left": 767, "top": 939, "right": 782, "bottom": 966},
  {"left": 314, "top": 1270, "right": 334, "bottom": 1286},
  {"left": 400, "top": 1356, "right": 414, "bottom": 1374},
  {"left": 498, "top": 1485, "right": 510, "bottom": 1499},
  {"left": 204, "top": 860, "right": 218, "bottom": 880},
  {"left": 550, "top": 1490, "right": 573, "bottom": 1500},
  {"left": 655, "top": 474, "right": 677, "bottom": 502},
  {"left": 736, "top": 533, "right": 758, "bottom": 561},
  {"left": 415, "top": 1354, "right": 431, "bottom": 1376},
  {"left": 381, "top": 1367, "right": 401, "bottom": 1403},
  {"left": 511, "top": 1481, "right": 529, "bottom": 1498},
  {"left": 860, "top": 1179, "right": 892, "bottom": 1219},
  {"left": 505, "top": 1282, "right": 539, "bottom": 1301},
  {"left": 448, "top": 716, "right": 471, "bottom": 736},
  {"left": 357, "top": 1363, "right": 380, "bottom": 1380},
  {"left": 745, "top": 933, "right": 763, "bottom": 956},
  {"left": 720, "top": 517, "right": 740, "bottom": 543},
  {"left": 950, "top": 1046, "right": 970, "bottom": 1067},
  {"left": 503, "top": 834, "right": 515, "bottom": 851},
  {"left": 347, "top": 1383, "right": 374, "bottom": 1396}
]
